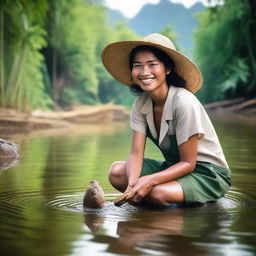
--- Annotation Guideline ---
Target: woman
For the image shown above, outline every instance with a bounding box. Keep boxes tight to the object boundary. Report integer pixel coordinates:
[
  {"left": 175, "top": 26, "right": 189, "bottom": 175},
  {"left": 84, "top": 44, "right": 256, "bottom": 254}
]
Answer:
[{"left": 102, "top": 33, "right": 231, "bottom": 206}]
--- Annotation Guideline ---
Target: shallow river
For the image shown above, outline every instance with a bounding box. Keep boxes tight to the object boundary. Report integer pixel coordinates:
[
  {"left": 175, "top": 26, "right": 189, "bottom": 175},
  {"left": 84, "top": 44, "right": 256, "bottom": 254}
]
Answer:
[{"left": 0, "top": 116, "right": 256, "bottom": 256}]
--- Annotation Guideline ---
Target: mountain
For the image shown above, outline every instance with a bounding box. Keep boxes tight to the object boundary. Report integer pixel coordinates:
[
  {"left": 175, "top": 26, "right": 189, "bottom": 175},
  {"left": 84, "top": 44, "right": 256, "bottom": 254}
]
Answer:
[
  {"left": 106, "top": 0, "right": 205, "bottom": 55},
  {"left": 107, "top": 9, "right": 129, "bottom": 27}
]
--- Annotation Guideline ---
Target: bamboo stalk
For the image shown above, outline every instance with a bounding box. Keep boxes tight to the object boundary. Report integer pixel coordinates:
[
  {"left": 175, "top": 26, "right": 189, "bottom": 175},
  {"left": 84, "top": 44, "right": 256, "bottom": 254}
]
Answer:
[
  {"left": 6, "top": 49, "right": 21, "bottom": 106},
  {"left": 0, "top": 11, "right": 4, "bottom": 106},
  {"left": 10, "top": 43, "right": 27, "bottom": 110}
]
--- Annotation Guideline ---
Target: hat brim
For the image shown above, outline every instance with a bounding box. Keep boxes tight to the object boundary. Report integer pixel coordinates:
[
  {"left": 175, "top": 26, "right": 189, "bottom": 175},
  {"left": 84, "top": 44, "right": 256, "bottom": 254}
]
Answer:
[{"left": 102, "top": 40, "right": 203, "bottom": 94}]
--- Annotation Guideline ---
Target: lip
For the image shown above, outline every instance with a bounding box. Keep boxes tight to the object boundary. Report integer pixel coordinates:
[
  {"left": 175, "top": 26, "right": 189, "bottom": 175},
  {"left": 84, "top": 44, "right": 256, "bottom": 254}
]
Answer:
[{"left": 139, "top": 77, "right": 155, "bottom": 85}]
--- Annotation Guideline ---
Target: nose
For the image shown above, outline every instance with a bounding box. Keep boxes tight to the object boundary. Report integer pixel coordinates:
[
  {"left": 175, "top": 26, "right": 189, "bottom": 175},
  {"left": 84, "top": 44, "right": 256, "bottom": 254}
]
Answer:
[{"left": 140, "top": 65, "right": 151, "bottom": 76}]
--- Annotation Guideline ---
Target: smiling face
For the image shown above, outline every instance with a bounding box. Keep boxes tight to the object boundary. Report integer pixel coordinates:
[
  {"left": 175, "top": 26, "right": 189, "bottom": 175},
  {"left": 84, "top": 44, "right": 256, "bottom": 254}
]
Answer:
[{"left": 131, "top": 49, "right": 169, "bottom": 94}]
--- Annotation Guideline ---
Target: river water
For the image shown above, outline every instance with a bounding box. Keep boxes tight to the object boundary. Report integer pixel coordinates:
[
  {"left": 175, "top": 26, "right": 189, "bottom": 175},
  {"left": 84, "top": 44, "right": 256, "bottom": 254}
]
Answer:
[{"left": 0, "top": 116, "right": 256, "bottom": 256}]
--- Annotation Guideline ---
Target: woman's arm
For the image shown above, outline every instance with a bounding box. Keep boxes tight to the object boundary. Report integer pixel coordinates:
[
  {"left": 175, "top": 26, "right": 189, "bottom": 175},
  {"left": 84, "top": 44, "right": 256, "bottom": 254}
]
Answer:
[
  {"left": 125, "top": 131, "right": 146, "bottom": 192},
  {"left": 127, "top": 134, "right": 198, "bottom": 202},
  {"left": 150, "top": 133, "right": 198, "bottom": 184}
]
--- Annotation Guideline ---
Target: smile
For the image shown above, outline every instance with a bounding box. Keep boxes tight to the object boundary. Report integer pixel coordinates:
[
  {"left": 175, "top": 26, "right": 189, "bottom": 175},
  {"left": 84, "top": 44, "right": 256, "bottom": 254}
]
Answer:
[{"left": 139, "top": 78, "right": 155, "bottom": 84}]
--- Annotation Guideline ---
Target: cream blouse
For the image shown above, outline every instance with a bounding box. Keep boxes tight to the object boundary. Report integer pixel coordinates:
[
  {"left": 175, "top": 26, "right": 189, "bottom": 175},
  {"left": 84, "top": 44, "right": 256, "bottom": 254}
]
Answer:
[{"left": 130, "top": 86, "right": 229, "bottom": 168}]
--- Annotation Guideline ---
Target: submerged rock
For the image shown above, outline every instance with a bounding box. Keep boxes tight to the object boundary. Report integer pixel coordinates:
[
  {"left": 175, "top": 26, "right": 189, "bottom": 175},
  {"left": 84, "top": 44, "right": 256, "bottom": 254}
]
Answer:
[
  {"left": 0, "top": 138, "right": 19, "bottom": 159},
  {"left": 83, "top": 180, "right": 105, "bottom": 209}
]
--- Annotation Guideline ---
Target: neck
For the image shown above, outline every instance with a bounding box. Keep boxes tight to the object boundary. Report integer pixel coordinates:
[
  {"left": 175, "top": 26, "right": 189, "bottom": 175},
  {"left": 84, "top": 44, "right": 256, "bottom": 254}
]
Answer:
[{"left": 150, "top": 84, "right": 169, "bottom": 106}]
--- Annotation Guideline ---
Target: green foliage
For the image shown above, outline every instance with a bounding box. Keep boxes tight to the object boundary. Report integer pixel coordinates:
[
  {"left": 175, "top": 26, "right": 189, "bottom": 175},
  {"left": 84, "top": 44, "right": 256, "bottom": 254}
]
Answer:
[
  {"left": 160, "top": 24, "right": 179, "bottom": 50},
  {"left": 44, "top": 0, "right": 99, "bottom": 105},
  {"left": 220, "top": 58, "right": 250, "bottom": 93},
  {"left": 97, "top": 22, "right": 140, "bottom": 107},
  {"left": 194, "top": 0, "right": 256, "bottom": 103},
  {"left": 0, "top": 0, "right": 139, "bottom": 110},
  {"left": 44, "top": 0, "right": 139, "bottom": 107},
  {"left": 0, "top": 0, "right": 52, "bottom": 110},
  {"left": 19, "top": 32, "right": 53, "bottom": 110},
  {"left": 3, "top": 0, "right": 255, "bottom": 110}
]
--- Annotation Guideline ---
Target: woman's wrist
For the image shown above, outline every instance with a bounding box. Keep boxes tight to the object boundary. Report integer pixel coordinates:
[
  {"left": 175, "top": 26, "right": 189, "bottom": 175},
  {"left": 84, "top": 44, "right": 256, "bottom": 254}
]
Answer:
[{"left": 150, "top": 173, "right": 160, "bottom": 186}]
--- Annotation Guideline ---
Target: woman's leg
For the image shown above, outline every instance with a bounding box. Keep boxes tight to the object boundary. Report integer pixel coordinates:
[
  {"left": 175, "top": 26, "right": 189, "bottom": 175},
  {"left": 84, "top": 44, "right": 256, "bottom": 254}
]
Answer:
[
  {"left": 109, "top": 161, "right": 185, "bottom": 206},
  {"left": 141, "top": 181, "right": 185, "bottom": 207},
  {"left": 108, "top": 161, "right": 128, "bottom": 192}
]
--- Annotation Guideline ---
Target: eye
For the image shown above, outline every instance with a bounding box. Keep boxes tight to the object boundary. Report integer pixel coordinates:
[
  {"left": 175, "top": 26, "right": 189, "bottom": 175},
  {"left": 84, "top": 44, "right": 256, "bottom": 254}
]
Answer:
[
  {"left": 132, "top": 63, "right": 142, "bottom": 69},
  {"left": 148, "top": 61, "right": 159, "bottom": 67}
]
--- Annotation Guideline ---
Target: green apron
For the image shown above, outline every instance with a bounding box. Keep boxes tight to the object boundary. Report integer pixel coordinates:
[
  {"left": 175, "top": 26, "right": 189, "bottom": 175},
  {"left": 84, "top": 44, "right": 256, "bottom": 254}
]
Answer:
[{"left": 140, "top": 129, "right": 231, "bottom": 203}]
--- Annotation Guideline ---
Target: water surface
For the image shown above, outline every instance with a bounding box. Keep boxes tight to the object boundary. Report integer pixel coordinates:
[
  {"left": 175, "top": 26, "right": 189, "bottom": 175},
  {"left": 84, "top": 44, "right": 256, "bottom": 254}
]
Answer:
[{"left": 0, "top": 118, "right": 256, "bottom": 256}]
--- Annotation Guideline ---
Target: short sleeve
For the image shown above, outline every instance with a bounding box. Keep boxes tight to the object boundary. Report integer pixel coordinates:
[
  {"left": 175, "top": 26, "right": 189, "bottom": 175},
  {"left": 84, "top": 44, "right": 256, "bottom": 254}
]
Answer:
[
  {"left": 129, "top": 98, "right": 147, "bottom": 135},
  {"left": 174, "top": 92, "right": 205, "bottom": 146}
]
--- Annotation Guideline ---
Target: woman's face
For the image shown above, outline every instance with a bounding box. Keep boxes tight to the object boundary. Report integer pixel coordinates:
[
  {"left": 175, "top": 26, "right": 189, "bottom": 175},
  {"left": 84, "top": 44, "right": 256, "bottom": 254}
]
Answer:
[{"left": 131, "top": 50, "right": 169, "bottom": 93}]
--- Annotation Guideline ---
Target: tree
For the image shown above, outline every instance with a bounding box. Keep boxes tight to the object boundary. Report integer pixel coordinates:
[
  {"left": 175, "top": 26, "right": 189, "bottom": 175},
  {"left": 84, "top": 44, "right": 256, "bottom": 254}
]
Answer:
[
  {"left": 194, "top": 0, "right": 256, "bottom": 103},
  {"left": 97, "top": 22, "right": 140, "bottom": 107},
  {"left": 0, "top": 0, "right": 141, "bottom": 110},
  {"left": 0, "top": 0, "right": 52, "bottom": 110},
  {"left": 44, "top": 0, "right": 103, "bottom": 106},
  {"left": 160, "top": 24, "right": 179, "bottom": 50}
]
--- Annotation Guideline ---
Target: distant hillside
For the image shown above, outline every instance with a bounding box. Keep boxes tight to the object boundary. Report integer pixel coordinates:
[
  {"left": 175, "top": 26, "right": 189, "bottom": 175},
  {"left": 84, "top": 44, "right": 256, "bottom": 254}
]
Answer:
[
  {"left": 107, "top": 9, "right": 129, "bottom": 27},
  {"left": 106, "top": 0, "right": 204, "bottom": 55}
]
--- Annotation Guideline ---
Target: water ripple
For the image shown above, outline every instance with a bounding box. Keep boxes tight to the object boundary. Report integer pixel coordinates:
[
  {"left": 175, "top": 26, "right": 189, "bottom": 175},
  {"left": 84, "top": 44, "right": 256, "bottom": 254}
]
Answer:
[
  {"left": 46, "top": 193, "right": 84, "bottom": 213},
  {"left": 45, "top": 193, "right": 139, "bottom": 222},
  {"left": 0, "top": 186, "right": 255, "bottom": 223},
  {"left": 223, "top": 187, "right": 256, "bottom": 215}
]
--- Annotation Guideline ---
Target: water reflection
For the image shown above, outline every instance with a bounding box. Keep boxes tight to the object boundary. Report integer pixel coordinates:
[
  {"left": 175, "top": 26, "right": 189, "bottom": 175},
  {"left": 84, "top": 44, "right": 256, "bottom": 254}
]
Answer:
[
  {"left": 0, "top": 119, "right": 256, "bottom": 256},
  {"left": 81, "top": 201, "right": 235, "bottom": 256}
]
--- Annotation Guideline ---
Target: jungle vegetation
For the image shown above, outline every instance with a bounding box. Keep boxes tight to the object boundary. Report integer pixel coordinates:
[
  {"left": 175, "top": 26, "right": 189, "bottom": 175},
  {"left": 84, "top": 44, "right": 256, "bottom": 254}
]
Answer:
[
  {"left": 0, "top": 0, "right": 255, "bottom": 111},
  {"left": 194, "top": 0, "right": 256, "bottom": 103}
]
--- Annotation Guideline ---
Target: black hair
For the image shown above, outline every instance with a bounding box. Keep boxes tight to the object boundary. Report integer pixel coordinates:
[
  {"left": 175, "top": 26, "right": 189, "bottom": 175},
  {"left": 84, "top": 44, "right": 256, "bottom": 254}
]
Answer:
[{"left": 129, "top": 45, "right": 186, "bottom": 96}]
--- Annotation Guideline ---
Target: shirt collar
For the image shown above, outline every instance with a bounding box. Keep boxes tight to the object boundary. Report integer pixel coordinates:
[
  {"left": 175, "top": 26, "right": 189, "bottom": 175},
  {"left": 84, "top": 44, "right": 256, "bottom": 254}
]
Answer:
[
  {"left": 140, "top": 86, "right": 177, "bottom": 118},
  {"left": 162, "top": 85, "right": 177, "bottom": 121},
  {"left": 139, "top": 86, "right": 178, "bottom": 145}
]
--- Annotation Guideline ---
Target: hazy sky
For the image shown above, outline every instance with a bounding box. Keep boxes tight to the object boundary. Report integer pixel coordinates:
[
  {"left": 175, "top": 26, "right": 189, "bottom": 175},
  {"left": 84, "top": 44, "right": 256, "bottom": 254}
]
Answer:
[{"left": 104, "top": 0, "right": 210, "bottom": 18}]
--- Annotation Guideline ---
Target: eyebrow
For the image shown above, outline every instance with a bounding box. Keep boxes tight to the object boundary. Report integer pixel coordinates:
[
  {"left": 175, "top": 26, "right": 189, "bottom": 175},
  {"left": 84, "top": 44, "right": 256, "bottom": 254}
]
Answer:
[{"left": 133, "top": 59, "right": 158, "bottom": 64}]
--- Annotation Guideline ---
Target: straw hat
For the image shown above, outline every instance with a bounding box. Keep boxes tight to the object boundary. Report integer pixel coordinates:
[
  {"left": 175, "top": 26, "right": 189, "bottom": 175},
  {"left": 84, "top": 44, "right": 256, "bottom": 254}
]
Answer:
[{"left": 102, "top": 33, "right": 203, "bottom": 94}]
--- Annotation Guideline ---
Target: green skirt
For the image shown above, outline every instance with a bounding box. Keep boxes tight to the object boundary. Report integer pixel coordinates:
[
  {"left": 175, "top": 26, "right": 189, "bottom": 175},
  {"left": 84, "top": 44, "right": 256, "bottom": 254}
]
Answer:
[{"left": 141, "top": 158, "right": 231, "bottom": 203}]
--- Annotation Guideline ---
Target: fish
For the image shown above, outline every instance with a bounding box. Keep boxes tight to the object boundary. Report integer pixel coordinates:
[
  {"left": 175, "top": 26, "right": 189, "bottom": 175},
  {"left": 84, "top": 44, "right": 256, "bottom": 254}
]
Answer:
[{"left": 83, "top": 180, "right": 105, "bottom": 208}]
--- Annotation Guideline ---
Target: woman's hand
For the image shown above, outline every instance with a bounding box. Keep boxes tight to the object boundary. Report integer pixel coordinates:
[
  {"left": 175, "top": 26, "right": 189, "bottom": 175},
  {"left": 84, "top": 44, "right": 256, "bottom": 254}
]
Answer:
[
  {"left": 126, "top": 175, "right": 155, "bottom": 204},
  {"left": 124, "top": 180, "right": 137, "bottom": 193}
]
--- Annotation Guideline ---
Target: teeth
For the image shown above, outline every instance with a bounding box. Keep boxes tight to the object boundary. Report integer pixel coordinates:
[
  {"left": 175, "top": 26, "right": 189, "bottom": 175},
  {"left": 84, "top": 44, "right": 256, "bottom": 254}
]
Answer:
[{"left": 141, "top": 78, "right": 153, "bottom": 82}]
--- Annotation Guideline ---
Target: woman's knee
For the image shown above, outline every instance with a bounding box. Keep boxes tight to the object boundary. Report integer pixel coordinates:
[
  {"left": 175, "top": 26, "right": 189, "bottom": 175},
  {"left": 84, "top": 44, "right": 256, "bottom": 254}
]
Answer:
[
  {"left": 148, "top": 186, "right": 170, "bottom": 206},
  {"left": 148, "top": 182, "right": 184, "bottom": 206},
  {"left": 109, "top": 161, "right": 126, "bottom": 178},
  {"left": 108, "top": 161, "right": 127, "bottom": 192}
]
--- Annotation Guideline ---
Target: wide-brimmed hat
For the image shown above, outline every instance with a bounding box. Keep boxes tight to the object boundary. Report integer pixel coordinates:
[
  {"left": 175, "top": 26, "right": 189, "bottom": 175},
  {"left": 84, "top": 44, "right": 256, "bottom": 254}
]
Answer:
[{"left": 102, "top": 33, "right": 203, "bottom": 94}]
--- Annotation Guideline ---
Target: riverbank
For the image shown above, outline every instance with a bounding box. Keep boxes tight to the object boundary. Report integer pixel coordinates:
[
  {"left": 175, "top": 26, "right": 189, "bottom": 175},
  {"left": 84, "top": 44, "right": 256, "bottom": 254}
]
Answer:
[
  {"left": 0, "top": 104, "right": 129, "bottom": 134},
  {"left": 204, "top": 97, "right": 256, "bottom": 124},
  {"left": 0, "top": 98, "right": 255, "bottom": 135}
]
